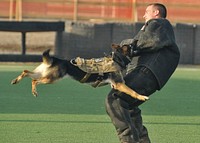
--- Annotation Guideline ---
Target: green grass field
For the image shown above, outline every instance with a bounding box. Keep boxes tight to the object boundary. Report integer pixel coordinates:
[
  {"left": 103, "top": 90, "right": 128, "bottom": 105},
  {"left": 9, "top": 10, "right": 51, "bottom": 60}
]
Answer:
[{"left": 0, "top": 63, "right": 200, "bottom": 143}]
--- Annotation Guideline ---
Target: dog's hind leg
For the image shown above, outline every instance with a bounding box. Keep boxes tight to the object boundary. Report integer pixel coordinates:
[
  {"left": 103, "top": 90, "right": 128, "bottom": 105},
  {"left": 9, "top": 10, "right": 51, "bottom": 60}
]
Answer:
[
  {"left": 11, "top": 70, "right": 32, "bottom": 84},
  {"left": 31, "top": 77, "right": 53, "bottom": 97},
  {"left": 32, "top": 80, "right": 39, "bottom": 97}
]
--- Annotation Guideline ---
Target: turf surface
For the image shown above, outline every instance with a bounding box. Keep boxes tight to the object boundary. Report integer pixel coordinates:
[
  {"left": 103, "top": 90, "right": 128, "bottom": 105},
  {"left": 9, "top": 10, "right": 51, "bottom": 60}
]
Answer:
[{"left": 0, "top": 64, "right": 200, "bottom": 143}]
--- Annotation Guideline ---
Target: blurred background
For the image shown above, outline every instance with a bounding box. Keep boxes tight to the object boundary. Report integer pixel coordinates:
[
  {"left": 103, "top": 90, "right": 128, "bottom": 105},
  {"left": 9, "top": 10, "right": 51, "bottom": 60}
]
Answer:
[{"left": 0, "top": 0, "right": 200, "bottom": 64}]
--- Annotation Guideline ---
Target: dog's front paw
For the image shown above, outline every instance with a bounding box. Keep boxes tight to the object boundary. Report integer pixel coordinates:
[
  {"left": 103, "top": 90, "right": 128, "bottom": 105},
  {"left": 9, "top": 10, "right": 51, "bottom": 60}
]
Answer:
[{"left": 137, "top": 95, "right": 149, "bottom": 101}]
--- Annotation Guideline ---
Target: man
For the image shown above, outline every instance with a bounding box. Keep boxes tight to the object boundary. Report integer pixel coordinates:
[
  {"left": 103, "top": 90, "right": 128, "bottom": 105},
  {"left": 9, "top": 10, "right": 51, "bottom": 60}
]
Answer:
[{"left": 105, "top": 3, "right": 180, "bottom": 143}]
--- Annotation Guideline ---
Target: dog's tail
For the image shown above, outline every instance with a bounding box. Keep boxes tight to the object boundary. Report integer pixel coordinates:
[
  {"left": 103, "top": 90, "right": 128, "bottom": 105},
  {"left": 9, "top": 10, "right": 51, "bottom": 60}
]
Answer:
[{"left": 42, "top": 49, "right": 52, "bottom": 65}]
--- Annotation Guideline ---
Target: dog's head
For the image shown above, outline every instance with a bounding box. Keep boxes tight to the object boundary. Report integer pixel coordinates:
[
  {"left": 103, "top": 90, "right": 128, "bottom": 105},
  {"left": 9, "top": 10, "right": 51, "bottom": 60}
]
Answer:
[
  {"left": 111, "top": 43, "right": 140, "bottom": 58},
  {"left": 111, "top": 44, "right": 132, "bottom": 69}
]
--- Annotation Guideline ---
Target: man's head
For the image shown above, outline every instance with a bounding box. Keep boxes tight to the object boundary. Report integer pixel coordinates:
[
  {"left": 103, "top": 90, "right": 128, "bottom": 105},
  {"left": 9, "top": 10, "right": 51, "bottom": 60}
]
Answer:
[{"left": 143, "top": 3, "right": 167, "bottom": 23}]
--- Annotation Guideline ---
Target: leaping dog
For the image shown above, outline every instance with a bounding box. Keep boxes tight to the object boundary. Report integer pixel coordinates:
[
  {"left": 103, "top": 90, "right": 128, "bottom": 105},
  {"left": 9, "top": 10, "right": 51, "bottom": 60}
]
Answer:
[{"left": 11, "top": 46, "right": 148, "bottom": 101}]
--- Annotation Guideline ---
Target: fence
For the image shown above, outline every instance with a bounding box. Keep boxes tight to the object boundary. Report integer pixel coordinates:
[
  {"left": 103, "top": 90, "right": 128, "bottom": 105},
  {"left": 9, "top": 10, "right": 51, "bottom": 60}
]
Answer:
[
  {"left": 0, "top": 0, "right": 200, "bottom": 64},
  {"left": 0, "top": 21, "right": 199, "bottom": 64},
  {"left": 0, "top": 0, "right": 200, "bottom": 23},
  {"left": 54, "top": 21, "right": 200, "bottom": 65}
]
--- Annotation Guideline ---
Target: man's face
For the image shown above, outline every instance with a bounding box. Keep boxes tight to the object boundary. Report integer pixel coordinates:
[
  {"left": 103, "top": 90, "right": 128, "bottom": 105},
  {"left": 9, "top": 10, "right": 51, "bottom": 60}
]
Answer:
[{"left": 143, "top": 5, "right": 159, "bottom": 23}]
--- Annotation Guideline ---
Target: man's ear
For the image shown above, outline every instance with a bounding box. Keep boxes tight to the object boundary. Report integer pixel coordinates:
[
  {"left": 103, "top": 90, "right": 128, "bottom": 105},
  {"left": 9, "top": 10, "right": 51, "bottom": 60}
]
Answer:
[{"left": 154, "top": 10, "right": 159, "bottom": 17}]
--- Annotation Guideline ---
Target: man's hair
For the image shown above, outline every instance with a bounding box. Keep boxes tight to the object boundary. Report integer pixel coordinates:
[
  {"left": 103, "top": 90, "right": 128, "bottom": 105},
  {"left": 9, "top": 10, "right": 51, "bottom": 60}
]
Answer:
[{"left": 149, "top": 3, "right": 167, "bottom": 18}]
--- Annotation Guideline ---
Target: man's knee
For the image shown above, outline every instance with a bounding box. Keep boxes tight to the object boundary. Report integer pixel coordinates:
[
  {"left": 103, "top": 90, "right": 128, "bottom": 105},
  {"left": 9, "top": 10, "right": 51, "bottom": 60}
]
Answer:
[{"left": 105, "top": 91, "right": 115, "bottom": 115}]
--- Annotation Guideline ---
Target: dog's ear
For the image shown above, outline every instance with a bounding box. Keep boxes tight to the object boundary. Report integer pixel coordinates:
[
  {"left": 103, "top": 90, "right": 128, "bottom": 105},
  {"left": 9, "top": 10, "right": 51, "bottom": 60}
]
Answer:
[
  {"left": 111, "top": 43, "right": 120, "bottom": 49},
  {"left": 111, "top": 43, "right": 129, "bottom": 56}
]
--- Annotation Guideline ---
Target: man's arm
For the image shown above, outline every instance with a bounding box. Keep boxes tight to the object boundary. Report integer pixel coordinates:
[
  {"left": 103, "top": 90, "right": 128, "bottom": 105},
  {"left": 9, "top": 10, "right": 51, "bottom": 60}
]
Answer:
[
  {"left": 136, "top": 19, "right": 175, "bottom": 51},
  {"left": 120, "top": 19, "right": 175, "bottom": 53}
]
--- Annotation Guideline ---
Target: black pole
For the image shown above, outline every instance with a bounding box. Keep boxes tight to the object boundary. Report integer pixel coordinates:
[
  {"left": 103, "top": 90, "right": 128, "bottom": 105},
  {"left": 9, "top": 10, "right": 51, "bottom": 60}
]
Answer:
[{"left": 21, "top": 32, "right": 26, "bottom": 55}]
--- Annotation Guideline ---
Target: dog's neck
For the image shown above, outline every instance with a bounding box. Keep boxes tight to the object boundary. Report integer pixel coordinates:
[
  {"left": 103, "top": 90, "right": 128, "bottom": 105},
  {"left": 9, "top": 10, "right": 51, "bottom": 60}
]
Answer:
[{"left": 66, "top": 59, "right": 110, "bottom": 84}]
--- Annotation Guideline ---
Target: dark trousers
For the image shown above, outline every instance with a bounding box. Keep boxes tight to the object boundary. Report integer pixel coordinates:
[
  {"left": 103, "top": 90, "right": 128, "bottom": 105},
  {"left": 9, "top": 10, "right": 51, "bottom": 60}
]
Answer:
[{"left": 105, "top": 67, "right": 159, "bottom": 143}]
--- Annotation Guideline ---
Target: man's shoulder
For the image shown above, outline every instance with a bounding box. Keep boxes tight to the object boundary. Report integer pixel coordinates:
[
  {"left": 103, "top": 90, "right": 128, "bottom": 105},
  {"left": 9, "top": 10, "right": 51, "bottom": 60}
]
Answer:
[
  {"left": 147, "top": 18, "right": 170, "bottom": 25},
  {"left": 146, "top": 18, "right": 172, "bottom": 30},
  {"left": 148, "top": 18, "right": 168, "bottom": 22},
  {"left": 145, "top": 19, "right": 162, "bottom": 31}
]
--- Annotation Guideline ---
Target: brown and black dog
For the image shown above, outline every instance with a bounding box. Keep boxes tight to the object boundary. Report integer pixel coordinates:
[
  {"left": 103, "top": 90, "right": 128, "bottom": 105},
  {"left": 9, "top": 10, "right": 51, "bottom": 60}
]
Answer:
[{"left": 11, "top": 46, "right": 148, "bottom": 101}]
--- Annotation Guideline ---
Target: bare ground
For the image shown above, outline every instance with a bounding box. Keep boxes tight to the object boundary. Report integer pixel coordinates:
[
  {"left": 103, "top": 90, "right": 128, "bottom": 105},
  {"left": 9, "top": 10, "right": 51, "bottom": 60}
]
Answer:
[{"left": 0, "top": 32, "right": 55, "bottom": 54}]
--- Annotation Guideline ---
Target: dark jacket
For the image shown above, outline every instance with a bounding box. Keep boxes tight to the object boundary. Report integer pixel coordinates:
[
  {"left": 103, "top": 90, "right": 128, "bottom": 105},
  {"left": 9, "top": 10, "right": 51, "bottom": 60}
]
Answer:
[{"left": 122, "top": 18, "right": 180, "bottom": 89}]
